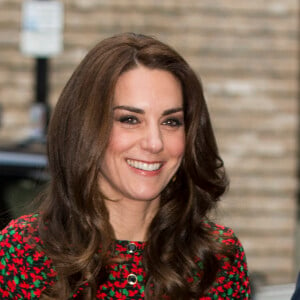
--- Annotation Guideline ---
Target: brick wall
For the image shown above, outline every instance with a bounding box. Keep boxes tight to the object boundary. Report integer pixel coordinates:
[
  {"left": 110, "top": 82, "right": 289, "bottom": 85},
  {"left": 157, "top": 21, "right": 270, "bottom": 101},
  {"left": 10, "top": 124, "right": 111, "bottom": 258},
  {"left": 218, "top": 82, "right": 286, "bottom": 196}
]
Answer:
[{"left": 0, "top": 0, "right": 299, "bottom": 285}]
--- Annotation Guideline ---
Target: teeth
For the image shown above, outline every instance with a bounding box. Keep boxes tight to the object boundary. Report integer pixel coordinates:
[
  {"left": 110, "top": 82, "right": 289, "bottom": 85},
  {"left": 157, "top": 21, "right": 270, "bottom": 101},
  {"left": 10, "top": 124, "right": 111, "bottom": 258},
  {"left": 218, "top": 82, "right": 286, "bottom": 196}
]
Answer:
[{"left": 127, "top": 159, "right": 162, "bottom": 171}]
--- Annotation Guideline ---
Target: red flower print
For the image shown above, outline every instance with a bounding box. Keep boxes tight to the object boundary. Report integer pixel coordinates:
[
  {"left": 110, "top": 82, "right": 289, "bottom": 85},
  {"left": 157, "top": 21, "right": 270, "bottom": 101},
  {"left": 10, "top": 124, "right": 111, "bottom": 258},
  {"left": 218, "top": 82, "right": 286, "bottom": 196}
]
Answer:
[
  {"left": 7, "top": 279, "right": 16, "bottom": 292},
  {"left": 0, "top": 214, "right": 251, "bottom": 299}
]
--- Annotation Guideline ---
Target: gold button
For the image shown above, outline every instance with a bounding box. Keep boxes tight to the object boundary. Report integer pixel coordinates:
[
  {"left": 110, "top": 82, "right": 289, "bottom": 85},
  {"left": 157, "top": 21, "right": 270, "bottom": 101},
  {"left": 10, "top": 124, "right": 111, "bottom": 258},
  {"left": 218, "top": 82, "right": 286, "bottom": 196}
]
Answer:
[
  {"left": 127, "top": 243, "right": 137, "bottom": 254},
  {"left": 127, "top": 273, "right": 137, "bottom": 285}
]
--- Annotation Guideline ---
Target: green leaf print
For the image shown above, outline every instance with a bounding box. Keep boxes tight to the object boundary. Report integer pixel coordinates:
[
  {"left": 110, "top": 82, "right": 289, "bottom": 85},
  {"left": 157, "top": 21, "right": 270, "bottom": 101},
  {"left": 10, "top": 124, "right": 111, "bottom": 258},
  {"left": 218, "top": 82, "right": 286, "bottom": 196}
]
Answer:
[
  {"left": 14, "top": 276, "right": 19, "bottom": 284},
  {"left": 27, "top": 256, "right": 33, "bottom": 264},
  {"left": 122, "top": 288, "right": 129, "bottom": 296}
]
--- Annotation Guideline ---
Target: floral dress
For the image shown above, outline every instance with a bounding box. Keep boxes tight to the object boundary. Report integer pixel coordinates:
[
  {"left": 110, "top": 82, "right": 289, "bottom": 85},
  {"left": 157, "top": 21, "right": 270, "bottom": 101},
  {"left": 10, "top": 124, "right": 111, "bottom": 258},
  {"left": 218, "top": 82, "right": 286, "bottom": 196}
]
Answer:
[{"left": 0, "top": 214, "right": 251, "bottom": 299}]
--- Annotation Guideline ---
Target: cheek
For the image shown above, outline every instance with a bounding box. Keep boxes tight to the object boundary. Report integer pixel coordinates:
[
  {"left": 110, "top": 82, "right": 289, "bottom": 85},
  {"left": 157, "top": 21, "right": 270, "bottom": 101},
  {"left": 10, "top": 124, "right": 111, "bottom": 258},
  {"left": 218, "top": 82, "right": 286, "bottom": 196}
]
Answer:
[
  {"left": 166, "top": 133, "right": 186, "bottom": 158},
  {"left": 106, "top": 128, "right": 134, "bottom": 155}
]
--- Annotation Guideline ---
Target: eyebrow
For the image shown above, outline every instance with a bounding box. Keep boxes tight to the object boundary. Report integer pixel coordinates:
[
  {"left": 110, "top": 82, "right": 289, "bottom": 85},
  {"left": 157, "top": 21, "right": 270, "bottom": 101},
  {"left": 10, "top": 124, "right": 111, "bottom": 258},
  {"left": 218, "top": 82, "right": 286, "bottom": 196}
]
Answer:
[
  {"left": 113, "top": 105, "right": 183, "bottom": 116},
  {"left": 113, "top": 105, "right": 144, "bottom": 114}
]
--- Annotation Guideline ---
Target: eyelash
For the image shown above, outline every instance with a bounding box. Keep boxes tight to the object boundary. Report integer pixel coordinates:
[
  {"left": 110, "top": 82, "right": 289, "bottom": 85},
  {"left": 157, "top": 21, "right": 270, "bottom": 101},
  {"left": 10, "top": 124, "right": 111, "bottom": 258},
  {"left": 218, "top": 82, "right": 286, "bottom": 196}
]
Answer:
[
  {"left": 162, "top": 118, "right": 183, "bottom": 127},
  {"left": 118, "top": 115, "right": 139, "bottom": 124},
  {"left": 117, "top": 115, "right": 183, "bottom": 127}
]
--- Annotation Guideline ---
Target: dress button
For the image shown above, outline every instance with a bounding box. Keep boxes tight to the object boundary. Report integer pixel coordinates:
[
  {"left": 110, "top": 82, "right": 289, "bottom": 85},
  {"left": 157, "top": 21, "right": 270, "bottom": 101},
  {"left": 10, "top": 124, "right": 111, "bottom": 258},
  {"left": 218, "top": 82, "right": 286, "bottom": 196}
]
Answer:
[
  {"left": 127, "top": 273, "right": 137, "bottom": 285},
  {"left": 127, "top": 243, "right": 137, "bottom": 254}
]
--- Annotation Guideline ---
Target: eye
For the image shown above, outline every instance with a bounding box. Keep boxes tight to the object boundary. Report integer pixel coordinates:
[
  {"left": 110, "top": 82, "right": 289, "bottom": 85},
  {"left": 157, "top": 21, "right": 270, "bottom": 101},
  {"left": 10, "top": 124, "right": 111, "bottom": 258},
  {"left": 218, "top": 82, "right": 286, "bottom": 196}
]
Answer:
[
  {"left": 162, "top": 118, "right": 183, "bottom": 127},
  {"left": 118, "top": 115, "right": 140, "bottom": 124}
]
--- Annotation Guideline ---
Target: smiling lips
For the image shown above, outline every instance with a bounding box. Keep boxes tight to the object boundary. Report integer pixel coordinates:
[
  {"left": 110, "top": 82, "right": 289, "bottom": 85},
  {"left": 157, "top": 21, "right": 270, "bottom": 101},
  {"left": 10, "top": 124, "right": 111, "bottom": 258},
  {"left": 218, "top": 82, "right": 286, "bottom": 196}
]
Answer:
[{"left": 126, "top": 159, "right": 163, "bottom": 172}]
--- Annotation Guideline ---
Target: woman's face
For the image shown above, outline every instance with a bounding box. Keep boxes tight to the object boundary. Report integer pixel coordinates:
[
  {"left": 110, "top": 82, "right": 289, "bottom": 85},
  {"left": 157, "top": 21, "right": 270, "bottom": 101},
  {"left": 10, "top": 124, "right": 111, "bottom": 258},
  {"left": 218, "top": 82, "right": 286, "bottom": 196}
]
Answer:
[{"left": 99, "top": 66, "right": 185, "bottom": 202}]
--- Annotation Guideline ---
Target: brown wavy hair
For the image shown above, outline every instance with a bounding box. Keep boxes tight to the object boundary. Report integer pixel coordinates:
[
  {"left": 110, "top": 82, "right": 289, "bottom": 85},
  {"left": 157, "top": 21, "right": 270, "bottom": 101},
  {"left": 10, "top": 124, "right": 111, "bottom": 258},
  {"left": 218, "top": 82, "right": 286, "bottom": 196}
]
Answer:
[{"left": 38, "top": 33, "right": 229, "bottom": 299}]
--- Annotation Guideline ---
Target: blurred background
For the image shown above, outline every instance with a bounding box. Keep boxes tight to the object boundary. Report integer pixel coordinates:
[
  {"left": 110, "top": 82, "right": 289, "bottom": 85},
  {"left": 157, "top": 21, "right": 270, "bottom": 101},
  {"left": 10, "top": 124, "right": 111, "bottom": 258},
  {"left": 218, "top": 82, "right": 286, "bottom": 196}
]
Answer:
[{"left": 0, "top": 0, "right": 299, "bottom": 298}]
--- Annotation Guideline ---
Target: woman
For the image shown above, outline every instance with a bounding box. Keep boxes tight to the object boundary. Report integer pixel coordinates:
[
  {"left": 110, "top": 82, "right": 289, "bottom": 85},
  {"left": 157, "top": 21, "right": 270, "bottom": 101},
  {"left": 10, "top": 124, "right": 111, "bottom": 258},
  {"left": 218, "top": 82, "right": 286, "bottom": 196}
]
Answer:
[{"left": 0, "top": 33, "right": 250, "bottom": 299}]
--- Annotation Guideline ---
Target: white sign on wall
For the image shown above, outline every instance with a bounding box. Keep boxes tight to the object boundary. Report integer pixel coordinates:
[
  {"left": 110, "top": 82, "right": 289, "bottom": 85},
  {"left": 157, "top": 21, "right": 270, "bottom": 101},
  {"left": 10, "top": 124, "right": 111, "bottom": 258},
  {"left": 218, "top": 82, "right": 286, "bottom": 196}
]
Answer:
[{"left": 20, "top": 0, "right": 64, "bottom": 57}]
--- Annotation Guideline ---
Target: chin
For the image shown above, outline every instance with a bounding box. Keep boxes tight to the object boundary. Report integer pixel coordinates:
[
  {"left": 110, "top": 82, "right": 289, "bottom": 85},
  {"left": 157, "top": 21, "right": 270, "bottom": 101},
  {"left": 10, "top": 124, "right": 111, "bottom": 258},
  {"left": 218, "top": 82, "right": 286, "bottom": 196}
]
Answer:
[{"left": 130, "top": 191, "right": 161, "bottom": 202}]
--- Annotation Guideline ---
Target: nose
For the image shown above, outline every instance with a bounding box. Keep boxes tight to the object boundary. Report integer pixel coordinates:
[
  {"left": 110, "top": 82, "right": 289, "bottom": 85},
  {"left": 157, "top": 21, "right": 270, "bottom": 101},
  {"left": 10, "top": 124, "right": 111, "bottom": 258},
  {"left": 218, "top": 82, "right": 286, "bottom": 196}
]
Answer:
[{"left": 141, "top": 123, "right": 164, "bottom": 153}]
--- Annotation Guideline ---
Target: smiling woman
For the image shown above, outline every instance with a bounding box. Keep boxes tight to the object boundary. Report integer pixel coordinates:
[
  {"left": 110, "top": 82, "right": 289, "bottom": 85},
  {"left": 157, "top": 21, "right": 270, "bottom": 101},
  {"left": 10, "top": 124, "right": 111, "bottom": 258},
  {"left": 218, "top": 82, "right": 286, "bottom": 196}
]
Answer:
[
  {"left": 100, "top": 67, "right": 185, "bottom": 212},
  {"left": 0, "top": 33, "right": 251, "bottom": 299}
]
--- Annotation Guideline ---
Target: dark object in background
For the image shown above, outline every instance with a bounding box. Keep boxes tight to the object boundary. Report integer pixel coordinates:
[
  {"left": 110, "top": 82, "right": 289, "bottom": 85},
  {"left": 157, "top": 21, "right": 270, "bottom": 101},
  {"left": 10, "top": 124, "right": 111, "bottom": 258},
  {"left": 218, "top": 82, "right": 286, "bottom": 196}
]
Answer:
[
  {"left": 292, "top": 272, "right": 300, "bottom": 300},
  {"left": 0, "top": 139, "right": 48, "bottom": 229}
]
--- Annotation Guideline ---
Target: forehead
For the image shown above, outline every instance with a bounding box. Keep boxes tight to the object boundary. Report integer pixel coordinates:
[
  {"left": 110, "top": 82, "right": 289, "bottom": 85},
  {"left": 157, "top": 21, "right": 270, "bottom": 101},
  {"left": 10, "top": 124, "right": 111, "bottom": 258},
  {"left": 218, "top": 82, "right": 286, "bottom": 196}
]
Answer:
[{"left": 114, "top": 66, "right": 183, "bottom": 109}]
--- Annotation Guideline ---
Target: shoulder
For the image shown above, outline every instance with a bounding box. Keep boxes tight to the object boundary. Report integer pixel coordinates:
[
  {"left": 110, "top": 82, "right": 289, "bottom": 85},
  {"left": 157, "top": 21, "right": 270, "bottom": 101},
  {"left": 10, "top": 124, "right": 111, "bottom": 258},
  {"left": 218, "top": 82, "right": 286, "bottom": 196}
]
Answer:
[
  {"left": 0, "top": 214, "right": 57, "bottom": 299},
  {"left": 204, "top": 221, "right": 237, "bottom": 238},
  {"left": 1, "top": 214, "right": 39, "bottom": 237},
  {"left": 203, "top": 221, "right": 251, "bottom": 299},
  {"left": 204, "top": 221, "right": 245, "bottom": 249},
  {"left": 0, "top": 214, "right": 42, "bottom": 256}
]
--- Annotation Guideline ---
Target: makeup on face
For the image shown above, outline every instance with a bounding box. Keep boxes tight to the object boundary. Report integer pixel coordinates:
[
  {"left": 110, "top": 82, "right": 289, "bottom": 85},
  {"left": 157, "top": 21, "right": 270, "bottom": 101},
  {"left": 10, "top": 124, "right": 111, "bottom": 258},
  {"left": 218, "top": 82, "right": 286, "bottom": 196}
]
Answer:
[{"left": 99, "top": 66, "right": 185, "bottom": 202}]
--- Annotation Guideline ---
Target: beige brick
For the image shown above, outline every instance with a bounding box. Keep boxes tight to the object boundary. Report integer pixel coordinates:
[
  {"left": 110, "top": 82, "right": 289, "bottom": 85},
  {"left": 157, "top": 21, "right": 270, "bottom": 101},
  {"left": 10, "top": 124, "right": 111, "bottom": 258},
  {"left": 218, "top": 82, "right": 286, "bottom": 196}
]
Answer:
[
  {"left": 191, "top": 57, "right": 298, "bottom": 78},
  {"left": 247, "top": 255, "right": 294, "bottom": 284},
  {"left": 229, "top": 175, "right": 298, "bottom": 194},
  {"left": 217, "top": 133, "right": 297, "bottom": 159},
  {"left": 52, "top": 48, "right": 89, "bottom": 67},
  {"left": 64, "top": 31, "right": 107, "bottom": 49},
  {"left": 178, "top": 34, "right": 298, "bottom": 56},
  {"left": 207, "top": 95, "right": 298, "bottom": 114},
  {"left": 222, "top": 214, "right": 296, "bottom": 234},
  {"left": 220, "top": 195, "right": 296, "bottom": 214},
  {"left": 214, "top": 112, "right": 297, "bottom": 133},
  {"left": 0, "top": 48, "right": 33, "bottom": 69},
  {"left": 242, "top": 236, "right": 294, "bottom": 256},
  {"left": 0, "top": 70, "right": 33, "bottom": 88},
  {"left": 67, "top": 0, "right": 298, "bottom": 15},
  {"left": 180, "top": 13, "right": 298, "bottom": 32},
  {"left": 0, "top": 29, "right": 20, "bottom": 47},
  {"left": 51, "top": 69, "right": 74, "bottom": 89},
  {"left": 3, "top": 108, "right": 30, "bottom": 127},
  {"left": 224, "top": 155, "right": 298, "bottom": 175},
  {"left": 0, "top": 6, "right": 21, "bottom": 26},
  {"left": 0, "top": 0, "right": 20, "bottom": 6},
  {"left": 0, "top": 86, "right": 32, "bottom": 107},
  {"left": 204, "top": 78, "right": 298, "bottom": 99},
  {"left": 0, "top": 126, "right": 30, "bottom": 143},
  {"left": 49, "top": 89, "right": 63, "bottom": 108}
]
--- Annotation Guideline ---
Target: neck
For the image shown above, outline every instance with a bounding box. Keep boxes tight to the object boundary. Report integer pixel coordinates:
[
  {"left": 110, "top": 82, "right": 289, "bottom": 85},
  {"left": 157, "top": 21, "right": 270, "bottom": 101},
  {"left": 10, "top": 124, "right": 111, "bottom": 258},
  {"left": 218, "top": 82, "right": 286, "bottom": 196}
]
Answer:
[{"left": 105, "top": 197, "right": 160, "bottom": 241}]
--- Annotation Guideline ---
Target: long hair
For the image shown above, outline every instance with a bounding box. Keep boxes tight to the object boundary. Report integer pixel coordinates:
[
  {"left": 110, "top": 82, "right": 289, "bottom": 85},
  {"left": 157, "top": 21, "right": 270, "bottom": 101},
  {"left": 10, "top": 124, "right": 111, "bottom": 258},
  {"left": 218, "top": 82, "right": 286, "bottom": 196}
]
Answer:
[{"left": 38, "top": 32, "right": 229, "bottom": 299}]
